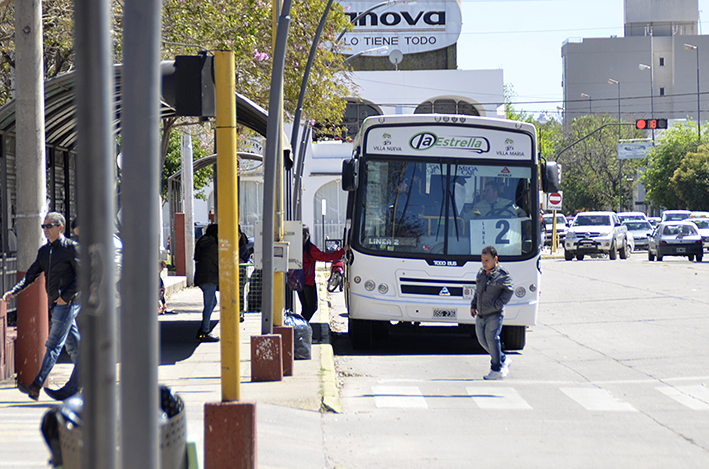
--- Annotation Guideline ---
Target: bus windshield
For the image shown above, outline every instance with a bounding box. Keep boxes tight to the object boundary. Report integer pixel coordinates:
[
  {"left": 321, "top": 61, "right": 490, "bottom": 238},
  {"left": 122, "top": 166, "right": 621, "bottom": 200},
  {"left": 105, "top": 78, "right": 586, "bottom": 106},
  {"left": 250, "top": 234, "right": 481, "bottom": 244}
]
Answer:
[{"left": 356, "top": 159, "right": 535, "bottom": 257}]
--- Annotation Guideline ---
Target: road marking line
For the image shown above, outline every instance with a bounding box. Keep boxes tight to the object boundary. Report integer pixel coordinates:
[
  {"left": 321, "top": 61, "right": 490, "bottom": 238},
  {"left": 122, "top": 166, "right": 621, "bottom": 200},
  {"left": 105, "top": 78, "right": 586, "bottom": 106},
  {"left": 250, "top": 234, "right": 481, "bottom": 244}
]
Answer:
[
  {"left": 656, "top": 385, "right": 709, "bottom": 410},
  {"left": 466, "top": 386, "right": 532, "bottom": 410},
  {"left": 560, "top": 387, "right": 637, "bottom": 412},
  {"left": 372, "top": 385, "right": 428, "bottom": 409}
]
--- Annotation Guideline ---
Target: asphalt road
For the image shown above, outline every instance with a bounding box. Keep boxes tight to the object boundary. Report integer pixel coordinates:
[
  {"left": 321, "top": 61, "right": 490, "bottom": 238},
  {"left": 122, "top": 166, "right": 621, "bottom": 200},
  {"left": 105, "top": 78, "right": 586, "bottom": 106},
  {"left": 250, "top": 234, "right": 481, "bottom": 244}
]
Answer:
[{"left": 324, "top": 254, "right": 709, "bottom": 468}]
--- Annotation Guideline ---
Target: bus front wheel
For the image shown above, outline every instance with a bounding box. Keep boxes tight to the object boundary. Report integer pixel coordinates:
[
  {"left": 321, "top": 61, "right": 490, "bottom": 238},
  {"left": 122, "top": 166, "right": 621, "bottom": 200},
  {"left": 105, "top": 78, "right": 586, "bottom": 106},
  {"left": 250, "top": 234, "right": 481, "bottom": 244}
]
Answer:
[
  {"left": 502, "top": 325, "right": 526, "bottom": 351},
  {"left": 349, "top": 318, "right": 373, "bottom": 350}
]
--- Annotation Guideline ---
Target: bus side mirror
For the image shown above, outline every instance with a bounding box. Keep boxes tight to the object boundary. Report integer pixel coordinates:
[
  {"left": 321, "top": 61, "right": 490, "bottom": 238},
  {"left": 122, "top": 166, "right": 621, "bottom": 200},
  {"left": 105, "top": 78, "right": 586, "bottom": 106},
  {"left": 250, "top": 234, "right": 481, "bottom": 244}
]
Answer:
[
  {"left": 541, "top": 161, "right": 560, "bottom": 193},
  {"left": 342, "top": 158, "right": 358, "bottom": 191}
]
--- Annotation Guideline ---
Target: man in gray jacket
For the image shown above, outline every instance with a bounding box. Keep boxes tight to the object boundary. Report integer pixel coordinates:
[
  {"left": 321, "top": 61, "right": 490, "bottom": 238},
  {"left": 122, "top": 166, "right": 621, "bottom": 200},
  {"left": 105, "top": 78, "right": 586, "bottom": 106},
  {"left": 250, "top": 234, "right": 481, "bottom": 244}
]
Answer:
[{"left": 470, "top": 245, "right": 513, "bottom": 380}]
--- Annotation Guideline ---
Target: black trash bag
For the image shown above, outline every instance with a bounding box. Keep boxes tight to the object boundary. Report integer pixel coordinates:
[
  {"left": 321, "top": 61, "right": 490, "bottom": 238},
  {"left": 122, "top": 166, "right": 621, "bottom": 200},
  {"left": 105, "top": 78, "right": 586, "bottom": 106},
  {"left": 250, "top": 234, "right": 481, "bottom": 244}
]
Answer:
[{"left": 284, "top": 310, "right": 312, "bottom": 360}]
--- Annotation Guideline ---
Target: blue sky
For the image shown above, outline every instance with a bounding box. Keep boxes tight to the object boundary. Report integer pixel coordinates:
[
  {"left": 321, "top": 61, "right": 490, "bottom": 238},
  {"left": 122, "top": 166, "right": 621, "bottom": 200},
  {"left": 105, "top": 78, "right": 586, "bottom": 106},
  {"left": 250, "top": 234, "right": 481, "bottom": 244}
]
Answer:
[{"left": 457, "top": 0, "right": 709, "bottom": 118}]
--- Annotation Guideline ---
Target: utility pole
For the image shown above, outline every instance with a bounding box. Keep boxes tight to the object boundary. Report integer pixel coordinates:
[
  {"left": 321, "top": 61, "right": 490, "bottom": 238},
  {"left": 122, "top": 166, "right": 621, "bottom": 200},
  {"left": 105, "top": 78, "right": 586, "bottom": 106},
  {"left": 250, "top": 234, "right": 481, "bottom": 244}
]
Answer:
[
  {"left": 14, "top": 0, "right": 49, "bottom": 388},
  {"left": 182, "top": 132, "right": 195, "bottom": 286}
]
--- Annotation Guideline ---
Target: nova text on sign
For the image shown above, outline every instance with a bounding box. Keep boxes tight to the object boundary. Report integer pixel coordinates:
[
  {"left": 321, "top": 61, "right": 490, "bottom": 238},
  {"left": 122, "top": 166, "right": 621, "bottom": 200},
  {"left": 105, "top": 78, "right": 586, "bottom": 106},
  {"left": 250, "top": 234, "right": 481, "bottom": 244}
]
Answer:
[{"left": 337, "top": 0, "right": 463, "bottom": 56}]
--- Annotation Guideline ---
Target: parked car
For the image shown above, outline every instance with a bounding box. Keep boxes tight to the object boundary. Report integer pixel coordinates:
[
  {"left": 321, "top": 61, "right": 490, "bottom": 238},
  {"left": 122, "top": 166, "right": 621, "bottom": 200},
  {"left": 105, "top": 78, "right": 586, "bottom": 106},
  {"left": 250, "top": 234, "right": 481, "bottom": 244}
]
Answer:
[
  {"left": 564, "top": 211, "right": 629, "bottom": 261},
  {"left": 618, "top": 211, "right": 648, "bottom": 223},
  {"left": 622, "top": 220, "right": 653, "bottom": 250},
  {"left": 688, "top": 216, "right": 709, "bottom": 251},
  {"left": 648, "top": 221, "right": 703, "bottom": 262},
  {"left": 542, "top": 213, "right": 567, "bottom": 246},
  {"left": 660, "top": 210, "right": 691, "bottom": 223}
]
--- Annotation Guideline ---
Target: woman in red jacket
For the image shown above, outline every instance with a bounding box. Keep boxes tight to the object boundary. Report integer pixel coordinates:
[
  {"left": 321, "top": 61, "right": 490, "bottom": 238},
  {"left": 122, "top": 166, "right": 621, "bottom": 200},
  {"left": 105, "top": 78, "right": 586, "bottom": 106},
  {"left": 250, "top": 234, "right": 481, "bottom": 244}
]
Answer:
[{"left": 298, "top": 225, "right": 346, "bottom": 321}]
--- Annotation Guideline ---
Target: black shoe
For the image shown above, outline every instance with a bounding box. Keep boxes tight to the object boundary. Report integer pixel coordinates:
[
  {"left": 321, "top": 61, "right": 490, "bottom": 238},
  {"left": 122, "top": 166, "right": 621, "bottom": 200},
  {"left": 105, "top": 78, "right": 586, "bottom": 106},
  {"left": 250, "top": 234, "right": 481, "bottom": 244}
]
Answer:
[
  {"left": 18, "top": 380, "right": 41, "bottom": 401},
  {"left": 196, "top": 331, "right": 219, "bottom": 342},
  {"left": 45, "top": 386, "right": 79, "bottom": 401}
]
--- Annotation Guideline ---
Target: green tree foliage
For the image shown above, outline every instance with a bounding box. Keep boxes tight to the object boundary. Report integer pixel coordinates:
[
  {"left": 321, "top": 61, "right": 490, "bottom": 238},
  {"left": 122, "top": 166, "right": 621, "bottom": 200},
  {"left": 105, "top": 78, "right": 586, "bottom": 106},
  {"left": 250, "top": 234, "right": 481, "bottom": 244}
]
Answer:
[
  {"left": 643, "top": 121, "right": 707, "bottom": 210},
  {"left": 668, "top": 145, "right": 709, "bottom": 210},
  {"left": 1, "top": 0, "right": 354, "bottom": 200},
  {"left": 555, "top": 114, "right": 644, "bottom": 214},
  {"left": 0, "top": 0, "right": 91, "bottom": 106},
  {"left": 160, "top": 129, "right": 213, "bottom": 203},
  {"left": 160, "top": 0, "right": 352, "bottom": 127}
]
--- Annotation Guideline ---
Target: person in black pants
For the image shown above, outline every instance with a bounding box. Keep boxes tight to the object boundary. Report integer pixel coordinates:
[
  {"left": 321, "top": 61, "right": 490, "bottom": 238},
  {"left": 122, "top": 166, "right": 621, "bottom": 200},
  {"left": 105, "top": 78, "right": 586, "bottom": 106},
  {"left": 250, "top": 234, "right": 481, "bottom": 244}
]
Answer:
[
  {"left": 194, "top": 224, "right": 219, "bottom": 342},
  {"left": 297, "top": 225, "right": 346, "bottom": 321}
]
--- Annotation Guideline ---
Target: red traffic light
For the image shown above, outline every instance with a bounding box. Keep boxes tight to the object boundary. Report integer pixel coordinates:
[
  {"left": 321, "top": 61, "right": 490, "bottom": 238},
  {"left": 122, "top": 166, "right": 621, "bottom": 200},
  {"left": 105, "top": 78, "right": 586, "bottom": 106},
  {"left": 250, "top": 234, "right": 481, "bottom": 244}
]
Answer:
[{"left": 636, "top": 118, "right": 668, "bottom": 130}]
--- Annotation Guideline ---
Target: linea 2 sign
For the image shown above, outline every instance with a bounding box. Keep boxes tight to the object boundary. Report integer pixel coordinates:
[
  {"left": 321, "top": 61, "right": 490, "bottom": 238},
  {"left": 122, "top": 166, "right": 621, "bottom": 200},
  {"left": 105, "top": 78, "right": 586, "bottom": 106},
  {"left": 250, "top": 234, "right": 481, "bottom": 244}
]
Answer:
[{"left": 337, "top": 0, "right": 463, "bottom": 56}]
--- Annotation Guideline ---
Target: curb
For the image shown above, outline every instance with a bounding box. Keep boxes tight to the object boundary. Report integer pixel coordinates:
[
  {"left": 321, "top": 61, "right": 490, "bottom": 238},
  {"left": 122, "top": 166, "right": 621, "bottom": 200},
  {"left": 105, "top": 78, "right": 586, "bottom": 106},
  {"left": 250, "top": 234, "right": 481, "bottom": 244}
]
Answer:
[
  {"left": 316, "top": 271, "right": 342, "bottom": 414},
  {"left": 319, "top": 345, "right": 341, "bottom": 413}
]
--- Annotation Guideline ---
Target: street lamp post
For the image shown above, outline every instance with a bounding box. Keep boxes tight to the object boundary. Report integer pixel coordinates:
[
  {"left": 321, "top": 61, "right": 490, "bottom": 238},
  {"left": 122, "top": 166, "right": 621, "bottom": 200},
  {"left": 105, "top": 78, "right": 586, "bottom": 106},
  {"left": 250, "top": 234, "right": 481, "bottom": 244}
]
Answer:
[
  {"left": 638, "top": 63, "right": 655, "bottom": 143},
  {"left": 609, "top": 78, "right": 622, "bottom": 211},
  {"left": 581, "top": 93, "right": 592, "bottom": 114},
  {"left": 684, "top": 43, "right": 701, "bottom": 140}
]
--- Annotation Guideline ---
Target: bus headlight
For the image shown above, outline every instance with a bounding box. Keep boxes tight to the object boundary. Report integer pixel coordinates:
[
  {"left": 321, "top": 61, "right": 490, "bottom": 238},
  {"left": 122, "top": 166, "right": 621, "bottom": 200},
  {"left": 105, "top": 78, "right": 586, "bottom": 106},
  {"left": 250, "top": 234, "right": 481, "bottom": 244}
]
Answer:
[
  {"left": 354, "top": 276, "right": 362, "bottom": 284},
  {"left": 364, "top": 280, "right": 376, "bottom": 291},
  {"left": 529, "top": 283, "right": 537, "bottom": 292},
  {"left": 378, "top": 283, "right": 389, "bottom": 294},
  {"left": 514, "top": 286, "right": 526, "bottom": 298}
]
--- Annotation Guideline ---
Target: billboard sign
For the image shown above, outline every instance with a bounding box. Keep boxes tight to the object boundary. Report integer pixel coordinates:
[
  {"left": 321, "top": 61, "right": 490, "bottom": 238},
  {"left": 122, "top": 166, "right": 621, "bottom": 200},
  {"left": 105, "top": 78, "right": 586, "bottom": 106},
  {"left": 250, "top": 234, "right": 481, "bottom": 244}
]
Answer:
[{"left": 337, "top": 0, "right": 463, "bottom": 56}]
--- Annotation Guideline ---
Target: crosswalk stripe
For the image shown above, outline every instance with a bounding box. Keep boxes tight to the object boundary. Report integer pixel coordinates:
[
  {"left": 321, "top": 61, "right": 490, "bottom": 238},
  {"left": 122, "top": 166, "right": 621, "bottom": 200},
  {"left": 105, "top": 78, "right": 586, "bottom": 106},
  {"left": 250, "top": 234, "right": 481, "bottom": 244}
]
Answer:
[
  {"left": 656, "top": 385, "right": 709, "bottom": 410},
  {"left": 372, "top": 386, "right": 428, "bottom": 409},
  {"left": 466, "top": 386, "right": 533, "bottom": 410},
  {"left": 560, "top": 387, "right": 637, "bottom": 412}
]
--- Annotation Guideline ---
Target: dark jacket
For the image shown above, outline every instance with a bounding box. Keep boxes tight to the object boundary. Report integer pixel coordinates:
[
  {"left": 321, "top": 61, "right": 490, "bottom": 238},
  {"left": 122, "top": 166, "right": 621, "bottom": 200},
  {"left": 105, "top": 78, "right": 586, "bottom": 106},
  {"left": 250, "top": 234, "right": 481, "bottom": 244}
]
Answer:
[
  {"left": 303, "top": 242, "right": 344, "bottom": 286},
  {"left": 10, "top": 235, "right": 80, "bottom": 305},
  {"left": 471, "top": 264, "right": 513, "bottom": 317},
  {"left": 194, "top": 232, "right": 219, "bottom": 286}
]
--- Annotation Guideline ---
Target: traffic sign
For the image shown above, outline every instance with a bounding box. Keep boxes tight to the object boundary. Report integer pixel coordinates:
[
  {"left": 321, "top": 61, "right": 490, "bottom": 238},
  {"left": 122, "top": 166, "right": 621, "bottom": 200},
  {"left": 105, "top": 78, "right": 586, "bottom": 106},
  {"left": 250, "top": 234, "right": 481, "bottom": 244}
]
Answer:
[{"left": 548, "top": 192, "right": 563, "bottom": 209}]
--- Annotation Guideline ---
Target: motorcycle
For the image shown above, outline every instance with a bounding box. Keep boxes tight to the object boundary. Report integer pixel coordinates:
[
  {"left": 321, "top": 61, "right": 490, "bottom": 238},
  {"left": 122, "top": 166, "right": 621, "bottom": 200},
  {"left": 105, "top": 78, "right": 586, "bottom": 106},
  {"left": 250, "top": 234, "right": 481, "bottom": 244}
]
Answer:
[{"left": 326, "top": 256, "right": 344, "bottom": 292}]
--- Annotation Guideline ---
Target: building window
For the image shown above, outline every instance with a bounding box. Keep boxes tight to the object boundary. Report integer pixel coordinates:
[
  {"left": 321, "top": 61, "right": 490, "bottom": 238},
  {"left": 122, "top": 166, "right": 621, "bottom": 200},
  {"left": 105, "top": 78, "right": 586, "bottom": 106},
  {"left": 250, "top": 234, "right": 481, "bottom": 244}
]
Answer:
[
  {"left": 659, "top": 87, "right": 665, "bottom": 96},
  {"left": 414, "top": 98, "right": 480, "bottom": 116},
  {"left": 659, "top": 57, "right": 665, "bottom": 67},
  {"left": 316, "top": 100, "right": 382, "bottom": 141}
]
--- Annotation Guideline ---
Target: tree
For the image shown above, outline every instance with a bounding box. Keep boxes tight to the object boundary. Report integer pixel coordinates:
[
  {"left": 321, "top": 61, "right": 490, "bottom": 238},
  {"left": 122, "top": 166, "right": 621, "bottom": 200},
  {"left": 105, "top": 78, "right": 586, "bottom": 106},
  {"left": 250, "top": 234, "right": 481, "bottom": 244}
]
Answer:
[
  {"left": 160, "top": 0, "right": 352, "bottom": 128},
  {"left": 554, "top": 114, "right": 644, "bottom": 214},
  {"left": 669, "top": 144, "right": 709, "bottom": 211},
  {"left": 160, "top": 129, "right": 214, "bottom": 204},
  {"left": 1, "top": 0, "right": 355, "bottom": 206},
  {"left": 643, "top": 121, "right": 707, "bottom": 210}
]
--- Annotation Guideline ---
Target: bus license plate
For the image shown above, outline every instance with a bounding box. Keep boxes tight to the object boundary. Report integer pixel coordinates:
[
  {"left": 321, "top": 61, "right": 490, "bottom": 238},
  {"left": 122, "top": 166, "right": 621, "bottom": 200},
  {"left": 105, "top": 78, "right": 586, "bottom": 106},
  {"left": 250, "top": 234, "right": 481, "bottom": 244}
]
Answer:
[{"left": 433, "top": 308, "right": 456, "bottom": 319}]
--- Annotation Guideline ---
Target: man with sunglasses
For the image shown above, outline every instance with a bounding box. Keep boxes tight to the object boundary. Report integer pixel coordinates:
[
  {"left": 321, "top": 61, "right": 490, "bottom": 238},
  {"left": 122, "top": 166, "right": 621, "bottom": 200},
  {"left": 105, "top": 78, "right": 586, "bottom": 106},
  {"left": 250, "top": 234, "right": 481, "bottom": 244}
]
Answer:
[{"left": 2, "top": 212, "right": 80, "bottom": 400}]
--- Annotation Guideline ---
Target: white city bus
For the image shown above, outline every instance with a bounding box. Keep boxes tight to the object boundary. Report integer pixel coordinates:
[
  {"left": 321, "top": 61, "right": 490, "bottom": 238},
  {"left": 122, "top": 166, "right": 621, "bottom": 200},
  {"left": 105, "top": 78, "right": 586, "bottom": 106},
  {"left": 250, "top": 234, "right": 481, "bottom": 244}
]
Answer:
[{"left": 341, "top": 115, "right": 559, "bottom": 349}]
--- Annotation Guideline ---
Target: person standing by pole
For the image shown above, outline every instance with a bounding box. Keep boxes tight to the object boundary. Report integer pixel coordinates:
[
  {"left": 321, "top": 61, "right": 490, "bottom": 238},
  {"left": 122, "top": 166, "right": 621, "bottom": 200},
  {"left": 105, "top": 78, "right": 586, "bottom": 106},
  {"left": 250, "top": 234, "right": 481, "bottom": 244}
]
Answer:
[
  {"left": 298, "top": 225, "right": 346, "bottom": 322},
  {"left": 470, "top": 245, "right": 513, "bottom": 380},
  {"left": 194, "top": 223, "right": 219, "bottom": 342},
  {"left": 2, "top": 212, "right": 81, "bottom": 400}
]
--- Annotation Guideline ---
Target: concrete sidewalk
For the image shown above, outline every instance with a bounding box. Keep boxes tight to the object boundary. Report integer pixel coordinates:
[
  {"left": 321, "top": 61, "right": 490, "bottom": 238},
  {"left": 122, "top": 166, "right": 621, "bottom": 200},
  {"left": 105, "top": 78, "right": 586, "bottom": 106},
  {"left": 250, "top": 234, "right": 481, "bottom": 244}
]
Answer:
[{"left": 0, "top": 271, "right": 339, "bottom": 469}]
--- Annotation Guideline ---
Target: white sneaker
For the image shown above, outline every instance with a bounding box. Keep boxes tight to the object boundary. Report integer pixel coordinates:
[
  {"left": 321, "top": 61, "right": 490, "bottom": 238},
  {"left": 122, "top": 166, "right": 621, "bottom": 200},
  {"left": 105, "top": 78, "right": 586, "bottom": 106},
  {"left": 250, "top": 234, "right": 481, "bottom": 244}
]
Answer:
[
  {"left": 502, "top": 356, "right": 512, "bottom": 371},
  {"left": 483, "top": 368, "right": 507, "bottom": 380}
]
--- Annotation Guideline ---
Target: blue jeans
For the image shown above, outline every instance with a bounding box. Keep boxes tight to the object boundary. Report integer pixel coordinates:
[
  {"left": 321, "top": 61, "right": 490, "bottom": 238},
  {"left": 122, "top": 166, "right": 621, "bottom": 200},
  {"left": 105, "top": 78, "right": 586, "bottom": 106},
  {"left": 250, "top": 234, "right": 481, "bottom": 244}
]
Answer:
[
  {"left": 36, "top": 301, "right": 81, "bottom": 385},
  {"left": 475, "top": 313, "right": 505, "bottom": 372},
  {"left": 199, "top": 283, "right": 217, "bottom": 333}
]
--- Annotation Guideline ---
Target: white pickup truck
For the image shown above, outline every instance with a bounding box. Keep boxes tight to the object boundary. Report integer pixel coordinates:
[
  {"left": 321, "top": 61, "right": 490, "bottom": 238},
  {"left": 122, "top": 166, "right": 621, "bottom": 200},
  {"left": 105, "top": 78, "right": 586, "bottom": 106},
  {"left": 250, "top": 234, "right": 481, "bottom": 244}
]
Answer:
[{"left": 564, "top": 211, "right": 629, "bottom": 261}]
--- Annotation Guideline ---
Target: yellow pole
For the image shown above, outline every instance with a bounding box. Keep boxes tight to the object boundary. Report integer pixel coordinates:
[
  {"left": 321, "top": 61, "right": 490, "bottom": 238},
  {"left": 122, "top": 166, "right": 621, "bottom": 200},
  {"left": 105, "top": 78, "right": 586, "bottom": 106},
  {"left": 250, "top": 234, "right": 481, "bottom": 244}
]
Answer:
[
  {"left": 552, "top": 210, "right": 558, "bottom": 253},
  {"left": 214, "top": 50, "right": 240, "bottom": 401},
  {"left": 272, "top": 0, "right": 286, "bottom": 327}
]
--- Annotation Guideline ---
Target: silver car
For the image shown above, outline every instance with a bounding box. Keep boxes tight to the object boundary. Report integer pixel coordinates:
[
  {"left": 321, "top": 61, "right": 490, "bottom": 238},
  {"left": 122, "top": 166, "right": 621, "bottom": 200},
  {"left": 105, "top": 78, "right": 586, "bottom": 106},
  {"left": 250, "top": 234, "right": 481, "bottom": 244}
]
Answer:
[
  {"left": 688, "top": 217, "right": 709, "bottom": 251},
  {"left": 622, "top": 220, "right": 653, "bottom": 250},
  {"left": 648, "top": 221, "right": 703, "bottom": 262}
]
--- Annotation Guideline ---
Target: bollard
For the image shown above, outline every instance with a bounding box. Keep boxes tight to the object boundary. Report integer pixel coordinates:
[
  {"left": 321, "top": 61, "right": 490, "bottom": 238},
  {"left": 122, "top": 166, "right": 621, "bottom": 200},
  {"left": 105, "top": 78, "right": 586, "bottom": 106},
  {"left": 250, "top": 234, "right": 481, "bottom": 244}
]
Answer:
[
  {"left": 204, "top": 401, "right": 256, "bottom": 469},
  {"left": 250, "top": 334, "right": 282, "bottom": 382},
  {"left": 273, "top": 326, "right": 294, "bottom": 376}
]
